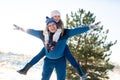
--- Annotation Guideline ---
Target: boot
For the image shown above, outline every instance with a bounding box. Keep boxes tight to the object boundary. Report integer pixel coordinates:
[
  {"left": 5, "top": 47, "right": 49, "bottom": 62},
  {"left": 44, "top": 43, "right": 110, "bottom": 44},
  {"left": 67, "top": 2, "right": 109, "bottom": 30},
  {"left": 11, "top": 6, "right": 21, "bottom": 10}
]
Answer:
[{"left": 17, "top": 63, "right": 32, "bottom": 75}]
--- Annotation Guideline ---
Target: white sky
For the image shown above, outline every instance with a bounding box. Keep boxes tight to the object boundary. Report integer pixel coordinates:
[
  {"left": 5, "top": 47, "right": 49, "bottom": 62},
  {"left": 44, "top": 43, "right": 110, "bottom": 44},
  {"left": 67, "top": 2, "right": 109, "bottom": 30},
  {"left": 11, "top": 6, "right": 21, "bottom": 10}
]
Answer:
[{"left": 0, "top": 0, "right": 120, "bottom": 64}]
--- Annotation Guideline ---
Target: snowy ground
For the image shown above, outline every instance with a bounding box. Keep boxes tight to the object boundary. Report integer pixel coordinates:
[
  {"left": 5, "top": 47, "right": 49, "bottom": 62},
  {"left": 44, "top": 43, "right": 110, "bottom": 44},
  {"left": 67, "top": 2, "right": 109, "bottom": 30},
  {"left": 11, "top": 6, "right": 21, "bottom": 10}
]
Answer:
[
  {"left": 0, "top": 53, "right": 120, "bottom": 80},
  {"left": 0, "top": 53, "right": 56, "bottom": 80}
]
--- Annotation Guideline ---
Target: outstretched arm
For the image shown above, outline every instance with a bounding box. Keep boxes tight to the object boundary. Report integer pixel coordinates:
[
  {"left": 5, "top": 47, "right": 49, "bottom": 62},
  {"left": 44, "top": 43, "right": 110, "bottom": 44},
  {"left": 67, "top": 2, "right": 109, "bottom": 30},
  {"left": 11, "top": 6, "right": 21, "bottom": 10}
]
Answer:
[
  {"left": 13, "top": 24, "right": 44, "bottom": 40},
  {"left": 67, "top": 21, "right": 101, "bottom": 37}
]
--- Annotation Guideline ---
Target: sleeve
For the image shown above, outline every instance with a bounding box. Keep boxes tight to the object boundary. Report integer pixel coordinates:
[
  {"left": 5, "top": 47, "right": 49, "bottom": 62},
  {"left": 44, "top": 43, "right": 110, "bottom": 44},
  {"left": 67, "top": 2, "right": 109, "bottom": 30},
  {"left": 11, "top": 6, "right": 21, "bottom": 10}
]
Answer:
[
  {"left": 27, "top": 29, "right": 44, "bottom": 40},
  {"left": 67, "top": 26, "right": 90, "bottom": 37}
]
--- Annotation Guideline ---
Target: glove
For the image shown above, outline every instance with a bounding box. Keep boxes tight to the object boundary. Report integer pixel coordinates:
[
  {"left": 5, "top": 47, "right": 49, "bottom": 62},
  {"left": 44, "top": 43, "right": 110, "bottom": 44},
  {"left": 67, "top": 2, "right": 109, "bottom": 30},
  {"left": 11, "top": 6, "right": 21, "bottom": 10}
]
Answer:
[
  {"left": 90, "top": 21, "right": 101, "bottom": 30},
  {"left": 13, "top": 24, "right": 24, "bottom": 31}
]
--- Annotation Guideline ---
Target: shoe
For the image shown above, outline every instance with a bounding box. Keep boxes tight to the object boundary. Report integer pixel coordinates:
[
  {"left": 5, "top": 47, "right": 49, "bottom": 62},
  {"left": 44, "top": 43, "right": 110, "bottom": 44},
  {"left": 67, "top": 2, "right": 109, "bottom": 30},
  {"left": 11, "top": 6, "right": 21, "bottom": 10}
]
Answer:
[{"left": 17, "top": 63, "right": 32, "bottom": 75}]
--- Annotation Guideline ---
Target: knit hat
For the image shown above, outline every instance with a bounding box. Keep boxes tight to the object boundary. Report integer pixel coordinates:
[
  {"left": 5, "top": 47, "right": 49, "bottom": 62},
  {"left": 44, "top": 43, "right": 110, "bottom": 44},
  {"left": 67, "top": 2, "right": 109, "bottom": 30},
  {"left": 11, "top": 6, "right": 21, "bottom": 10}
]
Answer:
[
  {"left": 51, "top": 10, "right": 61, "bottom": 17},
  {"left": 46, "top": 16, "right": 57, "bottom": 26}
]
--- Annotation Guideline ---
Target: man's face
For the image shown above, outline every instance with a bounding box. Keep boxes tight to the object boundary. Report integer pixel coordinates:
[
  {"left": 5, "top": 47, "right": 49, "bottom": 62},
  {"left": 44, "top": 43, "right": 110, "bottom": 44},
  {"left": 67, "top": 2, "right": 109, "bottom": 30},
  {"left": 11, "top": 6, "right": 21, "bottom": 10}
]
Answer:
[{"left": 47, "top": 22, "right": 57, "bottom": 33}]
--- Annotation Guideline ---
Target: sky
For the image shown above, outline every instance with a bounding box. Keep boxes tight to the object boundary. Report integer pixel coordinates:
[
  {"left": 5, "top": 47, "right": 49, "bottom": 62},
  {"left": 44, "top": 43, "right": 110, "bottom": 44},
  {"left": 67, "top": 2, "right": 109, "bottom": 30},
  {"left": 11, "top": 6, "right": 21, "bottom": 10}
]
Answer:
[{"left": 0, "top": 0, "right": 120, "bottom": 64}]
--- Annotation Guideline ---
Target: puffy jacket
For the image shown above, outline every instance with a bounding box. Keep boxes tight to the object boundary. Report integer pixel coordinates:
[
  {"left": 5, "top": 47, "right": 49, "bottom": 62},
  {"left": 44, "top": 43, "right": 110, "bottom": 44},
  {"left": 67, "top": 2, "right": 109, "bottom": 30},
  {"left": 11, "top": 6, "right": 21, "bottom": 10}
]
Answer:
[{"left": 27, "top": 26, "right": 90, "bottom": 59}]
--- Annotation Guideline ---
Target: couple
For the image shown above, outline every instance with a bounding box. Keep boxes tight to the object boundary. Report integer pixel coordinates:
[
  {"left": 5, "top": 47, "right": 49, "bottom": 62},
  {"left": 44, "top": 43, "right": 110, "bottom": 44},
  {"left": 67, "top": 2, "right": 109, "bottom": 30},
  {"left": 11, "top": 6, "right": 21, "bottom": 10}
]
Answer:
[{"left": 14, "top": 10, "right": 100, "bottom": 80}]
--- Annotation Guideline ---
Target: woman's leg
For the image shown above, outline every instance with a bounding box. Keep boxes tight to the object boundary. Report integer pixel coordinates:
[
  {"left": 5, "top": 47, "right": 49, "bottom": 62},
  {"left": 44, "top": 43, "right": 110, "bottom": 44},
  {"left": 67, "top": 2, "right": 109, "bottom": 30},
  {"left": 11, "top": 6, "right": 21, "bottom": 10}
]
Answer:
[
  {"left": 64, "top": 45, "right": 86, "bottom": 78},
  {"left": 17, "top": 47, "right": 45, "bottom": 75},
  {"left": 41, "top": 57, "right": 55, "bottom": 80},
  {"left": 28, "top": 47, "right": 45, "bottom": 65},
  {"left": 55, "top": 57, "right": 66, "bottom": 80}
]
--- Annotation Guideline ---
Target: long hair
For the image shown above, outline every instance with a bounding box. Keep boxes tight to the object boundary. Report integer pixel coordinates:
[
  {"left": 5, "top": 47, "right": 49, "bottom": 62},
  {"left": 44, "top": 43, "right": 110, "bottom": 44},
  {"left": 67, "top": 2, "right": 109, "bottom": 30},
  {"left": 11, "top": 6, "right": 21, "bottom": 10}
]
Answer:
[{"left": 57, "top": 19, "right": 64, "bottom": 36}]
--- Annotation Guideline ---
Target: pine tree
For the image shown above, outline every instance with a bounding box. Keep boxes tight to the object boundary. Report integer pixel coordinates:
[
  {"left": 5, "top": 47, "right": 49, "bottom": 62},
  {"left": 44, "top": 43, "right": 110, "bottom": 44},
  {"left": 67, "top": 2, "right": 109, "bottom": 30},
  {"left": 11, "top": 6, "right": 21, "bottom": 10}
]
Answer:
[{"left": 65, "top": 9, "right": 117, "bottom": 80}]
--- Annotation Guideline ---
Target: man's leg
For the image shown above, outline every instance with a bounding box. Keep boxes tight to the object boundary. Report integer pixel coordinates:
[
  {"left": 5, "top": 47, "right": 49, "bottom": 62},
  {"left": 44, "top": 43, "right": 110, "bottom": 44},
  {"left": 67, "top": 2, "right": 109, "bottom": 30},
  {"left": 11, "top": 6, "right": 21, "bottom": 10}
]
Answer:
[
  {"left": 41, "top": 57, "right": 55, "bottom": 80},
  {"left": 55, "top": 57, "right": 66, "bottom": 80}
]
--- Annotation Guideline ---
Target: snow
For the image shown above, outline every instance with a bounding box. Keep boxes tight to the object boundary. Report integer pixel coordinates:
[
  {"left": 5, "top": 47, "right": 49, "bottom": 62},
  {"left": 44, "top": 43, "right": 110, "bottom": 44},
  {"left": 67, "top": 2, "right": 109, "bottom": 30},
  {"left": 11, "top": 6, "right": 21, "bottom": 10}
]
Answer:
[
  {"left": 0, "top": 53, "right": 56, "bottom": 80},
  {"left": 0, "top": 53, "right": 120, "bottom": 80},
  {"left": 108, "top": 71, "right": 120, "bottom": 80}
]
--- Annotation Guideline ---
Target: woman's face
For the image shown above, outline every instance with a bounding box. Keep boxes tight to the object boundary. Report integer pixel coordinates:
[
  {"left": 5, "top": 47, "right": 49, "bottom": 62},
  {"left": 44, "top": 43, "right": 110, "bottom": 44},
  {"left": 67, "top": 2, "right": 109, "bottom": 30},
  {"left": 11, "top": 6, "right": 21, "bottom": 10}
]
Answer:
[
  {"left": 52, "top": 15, "right": 60, "bottom": 23},
  {"left": 47, "top": 22, "right": 57, "bottom": 33}
]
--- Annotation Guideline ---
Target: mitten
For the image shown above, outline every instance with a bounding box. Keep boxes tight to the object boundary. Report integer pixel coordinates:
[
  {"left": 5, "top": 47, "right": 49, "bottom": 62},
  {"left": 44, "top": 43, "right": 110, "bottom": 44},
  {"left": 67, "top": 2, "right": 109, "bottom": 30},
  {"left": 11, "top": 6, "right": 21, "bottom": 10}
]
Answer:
[{"left": 13, "top": 24, "right": 24, "bottom": 31}]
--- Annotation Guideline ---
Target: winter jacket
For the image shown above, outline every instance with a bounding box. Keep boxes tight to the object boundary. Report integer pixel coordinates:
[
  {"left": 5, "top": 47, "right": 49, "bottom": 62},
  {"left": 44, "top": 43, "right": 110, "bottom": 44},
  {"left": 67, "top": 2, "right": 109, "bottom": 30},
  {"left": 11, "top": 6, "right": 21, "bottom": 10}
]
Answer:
[{"left": 27, "top": 26, "right": 90, "bottom": 59}]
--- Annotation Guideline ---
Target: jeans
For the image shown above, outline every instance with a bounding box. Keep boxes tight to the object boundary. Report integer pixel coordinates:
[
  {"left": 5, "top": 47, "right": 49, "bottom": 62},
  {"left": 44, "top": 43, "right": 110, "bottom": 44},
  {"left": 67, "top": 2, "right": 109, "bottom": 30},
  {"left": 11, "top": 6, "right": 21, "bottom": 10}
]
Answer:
[
  {"left": 28, "top": 45, "right": 85, "bottom": 77},
  {"left": 28, "top": 47, "right": 45, "bottom": 65},
  {"left": 64, "top": 45, "right": 85, "bottom": 76},
  {"left": 41, "top": 57, "right": 66, "bottom": 80}
]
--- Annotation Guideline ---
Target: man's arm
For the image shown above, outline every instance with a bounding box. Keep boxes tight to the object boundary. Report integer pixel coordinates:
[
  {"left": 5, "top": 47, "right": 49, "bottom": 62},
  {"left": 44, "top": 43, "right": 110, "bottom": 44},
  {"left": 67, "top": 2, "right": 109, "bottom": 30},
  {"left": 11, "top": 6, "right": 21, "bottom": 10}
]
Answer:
[
  {"left": 67, "top": 21, "right": 101, "bottom": 37},
  {"left": 13, "top": 24, "right": 44, "bottom": 40}
]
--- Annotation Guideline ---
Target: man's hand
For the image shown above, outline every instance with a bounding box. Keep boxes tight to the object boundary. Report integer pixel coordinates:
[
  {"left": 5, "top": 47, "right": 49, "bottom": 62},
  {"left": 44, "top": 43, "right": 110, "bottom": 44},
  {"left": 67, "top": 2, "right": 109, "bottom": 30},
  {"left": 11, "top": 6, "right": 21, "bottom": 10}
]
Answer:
[{"left": 13, "top": 24, "right": 24, "bottom": 31}]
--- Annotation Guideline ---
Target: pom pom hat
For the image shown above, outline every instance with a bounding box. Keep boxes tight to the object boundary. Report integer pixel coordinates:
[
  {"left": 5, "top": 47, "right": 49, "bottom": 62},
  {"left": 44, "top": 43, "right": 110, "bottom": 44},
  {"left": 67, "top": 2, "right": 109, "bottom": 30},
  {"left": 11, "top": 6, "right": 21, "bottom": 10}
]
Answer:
[
  {"left": 46, "top": 16, "right": 57, "bottom": 26},
  {"left": 51, "top": 10, "right": 61, "bottom": 17}
]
